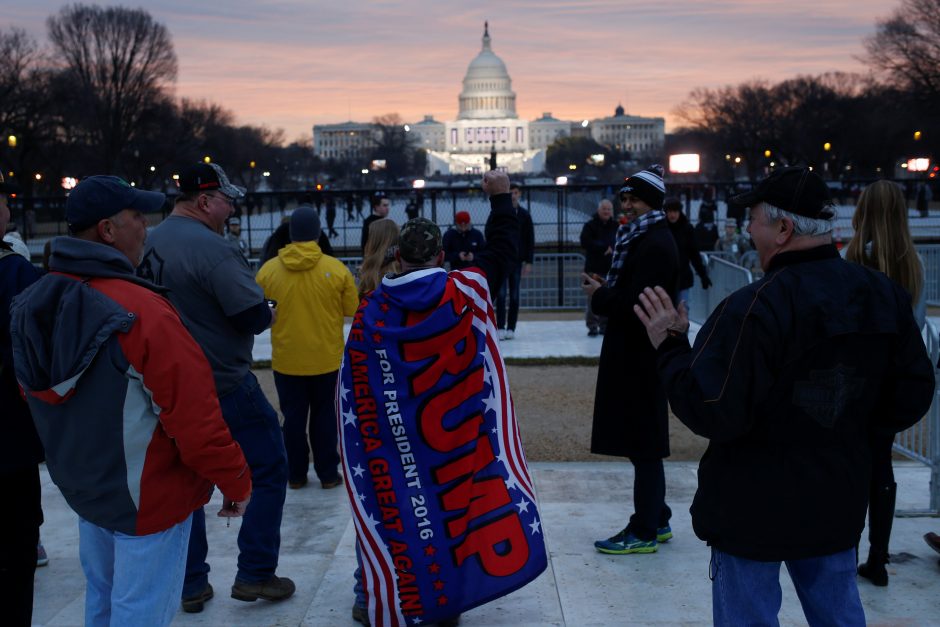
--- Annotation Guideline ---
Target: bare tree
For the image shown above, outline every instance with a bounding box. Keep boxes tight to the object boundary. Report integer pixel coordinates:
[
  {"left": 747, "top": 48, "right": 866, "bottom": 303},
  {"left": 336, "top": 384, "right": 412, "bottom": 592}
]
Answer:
[
  {"left": 371, "top": 113, "right": 425, "bottom": 181},
  {"left": 0, "top": 28, "right": 67, "bottom": 196},
  {"left": 865, "top": 0, "right": 940, "bottom": 102},
  {"left": 675, "top": 81, "right": 778, "bottom": 180},
  {"left": 673, "top": 73, "right": 912, "bottom": 179},
  {"left": 47, "top": 4, "right": 177, "bottom": 173}
]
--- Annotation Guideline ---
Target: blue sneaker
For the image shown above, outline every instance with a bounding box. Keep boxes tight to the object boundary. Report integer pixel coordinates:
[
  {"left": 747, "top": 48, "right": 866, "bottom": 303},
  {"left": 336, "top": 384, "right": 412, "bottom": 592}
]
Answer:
[
  {"left": 656, "top": 525, "right": 673, "bottom": 543},
  {"left": 594, "top": 528, "right": 658, "bottom": 554}
]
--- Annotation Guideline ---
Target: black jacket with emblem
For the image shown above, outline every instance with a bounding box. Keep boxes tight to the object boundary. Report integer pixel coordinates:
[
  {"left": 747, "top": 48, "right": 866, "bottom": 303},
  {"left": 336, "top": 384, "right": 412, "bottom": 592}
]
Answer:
[
  {"left": 656, "top": 244, "right": 935, "bottom": 561},
  {"left": 590, "top": 220, "right": 679, "bottom": 458}
]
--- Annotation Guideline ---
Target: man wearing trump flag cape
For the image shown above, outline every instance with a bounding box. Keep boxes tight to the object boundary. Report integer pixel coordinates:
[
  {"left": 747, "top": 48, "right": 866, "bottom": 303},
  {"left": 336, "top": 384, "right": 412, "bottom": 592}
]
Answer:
[{"left": 339, "top": 170, "right": 547, "bottom": 626}]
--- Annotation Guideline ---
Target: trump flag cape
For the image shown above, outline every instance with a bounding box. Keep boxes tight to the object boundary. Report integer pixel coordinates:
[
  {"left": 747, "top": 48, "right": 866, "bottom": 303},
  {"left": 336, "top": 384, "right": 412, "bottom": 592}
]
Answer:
[{"left": 339, "top": 266, "right": 547, "bottom": 627}]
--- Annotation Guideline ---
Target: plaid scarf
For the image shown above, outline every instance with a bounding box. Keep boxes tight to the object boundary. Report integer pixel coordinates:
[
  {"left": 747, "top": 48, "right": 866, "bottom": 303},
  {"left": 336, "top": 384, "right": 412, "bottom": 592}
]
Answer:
[{"left": 606, "top": 210, "right": 666, "bottom": 288}]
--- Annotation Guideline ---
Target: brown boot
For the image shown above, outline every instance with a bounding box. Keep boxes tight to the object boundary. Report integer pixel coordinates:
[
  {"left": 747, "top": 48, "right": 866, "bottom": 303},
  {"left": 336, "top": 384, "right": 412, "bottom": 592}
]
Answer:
[
  {"left": 924, "top": 532, "right": 940, "bottom": 555},
  {"left": 231, "top": 575, "right": 296, "bottom": 602}
]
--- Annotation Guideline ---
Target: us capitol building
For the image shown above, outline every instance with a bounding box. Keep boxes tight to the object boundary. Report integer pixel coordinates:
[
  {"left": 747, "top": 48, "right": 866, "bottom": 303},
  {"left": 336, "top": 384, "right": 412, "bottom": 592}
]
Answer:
[{"left": 313, "top": 23, "right": 665, "bottom": 175}]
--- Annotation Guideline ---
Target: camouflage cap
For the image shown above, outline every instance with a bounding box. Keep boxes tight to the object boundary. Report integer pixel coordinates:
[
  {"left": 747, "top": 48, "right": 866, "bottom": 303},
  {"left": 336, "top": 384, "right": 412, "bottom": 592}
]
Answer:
[{"left": 399, "top": 217, "right": 442, "bottom": 264}]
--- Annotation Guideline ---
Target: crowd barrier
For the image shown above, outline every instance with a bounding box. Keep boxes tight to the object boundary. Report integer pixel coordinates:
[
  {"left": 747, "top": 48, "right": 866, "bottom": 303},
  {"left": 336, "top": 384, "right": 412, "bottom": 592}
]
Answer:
[
  {"left": 917, "top": 245, "right": 940, "bottom": 307},
  {"left": 896, "top": 321, "right": 940, "bottom": 515},
  {"left": 685, "top": 254, "right": 754, "bottom": 325}
]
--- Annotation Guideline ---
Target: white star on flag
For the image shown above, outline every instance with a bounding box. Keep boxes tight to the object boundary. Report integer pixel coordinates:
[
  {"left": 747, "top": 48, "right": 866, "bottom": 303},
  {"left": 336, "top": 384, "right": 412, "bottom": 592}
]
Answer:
[
  {"left": 358, "top": 492, "right": 366, "bottom": 502},
  {"left": 516, "top": 498, "right": 530, "bottom": 513},
  {"left": 529, "top": 518, "right": 541, "bottom": 535},
  {"left": 482, "top": 391, "right": 499, "bottom": 415},
  {"left": 338, "top": 382, "right": 350, "bottom": 401},
  {"left": 343, "top": 408, "right": 357, "bottom": 427},
  {"left": 352, "top": 464, "right": 366, "bottom": 478},
  {"left": 412, "top": 618, "right": 423, "bottom": 625}
]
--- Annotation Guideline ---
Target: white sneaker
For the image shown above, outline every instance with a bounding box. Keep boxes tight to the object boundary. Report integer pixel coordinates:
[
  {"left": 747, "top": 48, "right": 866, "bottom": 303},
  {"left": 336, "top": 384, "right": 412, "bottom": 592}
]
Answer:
[
  {"left": 498, "top": 329, "right": 507, "bottom": 340},
  {"left": 505, "top": 329, "right": 515, "bottom": 340}
]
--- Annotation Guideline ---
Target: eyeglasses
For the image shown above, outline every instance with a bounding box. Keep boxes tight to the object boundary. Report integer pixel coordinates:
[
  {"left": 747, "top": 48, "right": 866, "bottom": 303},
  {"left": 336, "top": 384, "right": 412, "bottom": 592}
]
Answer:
[{"left": 205, "top": 192, "right": 234, "bottom": 206}]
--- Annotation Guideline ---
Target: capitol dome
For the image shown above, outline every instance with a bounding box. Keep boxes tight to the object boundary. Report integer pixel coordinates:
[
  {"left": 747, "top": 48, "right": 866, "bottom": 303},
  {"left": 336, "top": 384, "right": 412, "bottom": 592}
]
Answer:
[{"left": 458, "top": 22, "right": 517, "bottom": 120}]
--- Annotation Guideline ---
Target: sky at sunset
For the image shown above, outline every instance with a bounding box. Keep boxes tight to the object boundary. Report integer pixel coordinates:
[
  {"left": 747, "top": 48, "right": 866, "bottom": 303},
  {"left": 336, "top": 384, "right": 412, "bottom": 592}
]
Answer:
[{"left": 5, "top": 1, "right": 896, "bottom": 141}]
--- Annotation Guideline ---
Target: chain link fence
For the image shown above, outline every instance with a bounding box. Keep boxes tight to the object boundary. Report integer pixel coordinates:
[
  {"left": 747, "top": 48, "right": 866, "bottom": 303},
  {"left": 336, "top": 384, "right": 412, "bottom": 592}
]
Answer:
[{"left": 317, "top": 253, "right": 588, "bottom": 311}]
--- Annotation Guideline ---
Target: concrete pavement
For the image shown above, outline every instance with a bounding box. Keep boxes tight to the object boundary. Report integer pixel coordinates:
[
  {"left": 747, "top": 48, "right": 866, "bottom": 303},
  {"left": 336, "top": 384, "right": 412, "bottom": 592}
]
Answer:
[{"left": 32, "top": 461, "right": 940, "bottom": 626}]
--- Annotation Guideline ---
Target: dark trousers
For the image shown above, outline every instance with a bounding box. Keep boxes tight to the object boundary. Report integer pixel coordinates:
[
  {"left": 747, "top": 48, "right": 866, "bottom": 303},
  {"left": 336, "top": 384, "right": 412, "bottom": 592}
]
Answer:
[
  {"left": 585, "top": 302, "right": 608, "bottom": 332},
  {"left": 864, "top": 433, "right": 896, "bottom": 556},
  {"left": 870, "top": 433, "right": 895, "bottom": 488},
  {"left": 184, "top": 372, "right": 289, "bottom": 595},
  {"left": 496, "top": 262, "right": 522, "bottom": 331},
  {"left": 628, "top": 458, "right": 671, "bottom": 541},
  {"left": 273, "top": 370, "right": 341, "bottom": 484},
  {"left": 1, "top": 465, "right": 41, "bottom": 626}
]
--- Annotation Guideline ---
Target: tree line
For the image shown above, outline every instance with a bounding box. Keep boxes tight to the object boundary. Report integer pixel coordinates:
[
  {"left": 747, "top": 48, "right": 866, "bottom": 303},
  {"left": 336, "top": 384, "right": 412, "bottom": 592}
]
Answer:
[
  {"left": 0, "top": 4, "right": 399, "bottom": 197},
  {"left": 669, "top": 0, "right": 940, "bottom": 181}
]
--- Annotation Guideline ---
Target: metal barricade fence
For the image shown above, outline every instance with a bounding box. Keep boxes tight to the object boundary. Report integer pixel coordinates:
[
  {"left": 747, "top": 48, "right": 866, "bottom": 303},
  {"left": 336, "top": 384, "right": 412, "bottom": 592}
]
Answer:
[
  {"left": 274, "top": 253, "right": 591, "bottom": 310},
  {"left": 916, "top": 244, "right": 940, "bottom": 306},
  {"left": 896, "top": 321, "right": 940, "bottom": 515},
  {"left": 520, "top": 253, "right": 588, "bottom": 309},
  {"left": 685, "top": 254, "right": 754, "bottom": 325}
]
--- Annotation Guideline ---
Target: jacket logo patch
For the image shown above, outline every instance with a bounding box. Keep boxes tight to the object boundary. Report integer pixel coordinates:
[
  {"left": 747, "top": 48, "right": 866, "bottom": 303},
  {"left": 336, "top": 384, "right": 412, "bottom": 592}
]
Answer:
[
  {"left": 138, "top": 249, "right": 165, "bottom": 285},
  {"left": 792, "top": 365, "right": 864, "bottom": 428}
]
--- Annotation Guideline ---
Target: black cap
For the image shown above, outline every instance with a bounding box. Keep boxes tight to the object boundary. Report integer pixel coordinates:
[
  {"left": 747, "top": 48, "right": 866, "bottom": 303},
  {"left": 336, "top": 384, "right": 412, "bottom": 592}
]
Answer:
[
  {"left": 66, "top": 176, "right": 165, "bottom": 231},
  {"left": 732, "top": 167, "right": 834, "bottom": 220},
  {"left": 663, "top": 196, "right": 683, "bottom": 212},
  {"left": 290, "top": 205, "right": 321, "bottom": 242},
  {"left": 177, "top": 163, "right": 245, "bottom": 199},
  {"left": 399, "top": 217, "right": 442, "bottom": 263}
]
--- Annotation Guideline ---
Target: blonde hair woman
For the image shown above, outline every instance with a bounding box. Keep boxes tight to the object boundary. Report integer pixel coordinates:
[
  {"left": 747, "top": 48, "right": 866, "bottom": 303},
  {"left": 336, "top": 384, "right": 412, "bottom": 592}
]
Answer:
[
  {"left": 845, "top": 179, "right": 926, "bottom": 587},
  {"left": 357, "top": 218, "right": 400, "bottom": 295},
  {"left": 846, "top": 180, "right": 925, "bottom": 326}
]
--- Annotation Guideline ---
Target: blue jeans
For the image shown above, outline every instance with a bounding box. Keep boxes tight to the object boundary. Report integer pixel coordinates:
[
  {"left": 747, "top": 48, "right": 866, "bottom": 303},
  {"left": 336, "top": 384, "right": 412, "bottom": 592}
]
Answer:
[
  {"left": 711, "top": 547, "right": 865, "bottom": 626},
  {"left": 273, "top": 370, "right": 341, "bottom": 484},
  {"left": 79, "top": 514, "right": 192, "bottom": 627},
  {"left": 184, "top": 372, "right": 289, "bottom": 595},
  {"left": 496, "top": 262, "right": 522, "bottom": 331},
  {"left": 354, "top": 540, "right": 366, "bottom": 609}
]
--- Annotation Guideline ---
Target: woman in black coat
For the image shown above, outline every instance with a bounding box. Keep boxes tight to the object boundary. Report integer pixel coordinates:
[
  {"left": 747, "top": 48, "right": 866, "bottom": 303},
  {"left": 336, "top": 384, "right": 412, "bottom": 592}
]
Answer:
[
  {"left": 664, "top": 197, "right": 711, "bottom": 307},
  {"left": 582, "top": 166, "right": 680, "bottom": 555}
]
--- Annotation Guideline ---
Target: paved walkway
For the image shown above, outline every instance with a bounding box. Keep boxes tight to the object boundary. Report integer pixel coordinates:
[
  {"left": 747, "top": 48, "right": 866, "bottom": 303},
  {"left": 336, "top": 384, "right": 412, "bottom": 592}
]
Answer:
[
  {"left": 32, "top": 462, "right": 940, "bottom": 626},
  {"left": 253, "top": 319, "right": 705, "bottom": 362}
]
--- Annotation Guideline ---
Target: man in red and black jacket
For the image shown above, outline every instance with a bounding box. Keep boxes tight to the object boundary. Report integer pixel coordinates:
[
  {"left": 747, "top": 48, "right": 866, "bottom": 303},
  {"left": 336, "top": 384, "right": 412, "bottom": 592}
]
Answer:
[{"left": 11, "top": 176, "right": 251, "bottom": 626}]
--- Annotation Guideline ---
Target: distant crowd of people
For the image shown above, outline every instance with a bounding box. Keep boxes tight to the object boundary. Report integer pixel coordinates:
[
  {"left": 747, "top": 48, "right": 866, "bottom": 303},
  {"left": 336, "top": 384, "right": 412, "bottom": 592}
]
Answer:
[{"left": 3, "top": 162, "right": 940, "bottom": 627}]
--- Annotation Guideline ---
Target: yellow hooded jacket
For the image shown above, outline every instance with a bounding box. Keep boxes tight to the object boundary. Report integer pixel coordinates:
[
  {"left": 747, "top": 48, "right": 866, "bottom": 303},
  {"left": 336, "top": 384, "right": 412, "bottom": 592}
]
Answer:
[{"left": 256, "top": 241, "right": 358, "bottom": 375}]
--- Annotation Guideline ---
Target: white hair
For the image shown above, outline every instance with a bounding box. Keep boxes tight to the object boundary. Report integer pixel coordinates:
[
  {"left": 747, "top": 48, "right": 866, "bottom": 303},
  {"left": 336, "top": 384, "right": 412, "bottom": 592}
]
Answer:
[{"left": 759, "top": 202, "right": 833, "bottom": 236}]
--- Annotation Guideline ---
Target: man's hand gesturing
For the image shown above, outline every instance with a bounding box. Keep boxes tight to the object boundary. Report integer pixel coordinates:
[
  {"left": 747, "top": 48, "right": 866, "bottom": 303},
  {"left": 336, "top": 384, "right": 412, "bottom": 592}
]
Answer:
[
  {"left": 634, "top": 286, "right": 689, "bottom": 349},
  {"left": 482, "top": 170, "right": 510, "bottom": 197}
]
